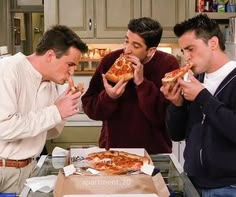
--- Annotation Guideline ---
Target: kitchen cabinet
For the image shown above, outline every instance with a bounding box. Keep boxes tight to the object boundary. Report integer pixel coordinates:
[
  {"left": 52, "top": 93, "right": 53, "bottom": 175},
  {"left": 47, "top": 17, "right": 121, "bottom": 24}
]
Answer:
[
  {"left": 45, "top": 0, "right": 142, "bottom": 43},
  {"left": 141, "top": 0, "right": 187, "bottom": 43},
  {"left": 58, "top": 0, "right": 94, "bottom": 38},
  {"left": 44, "top": 0, "right": 187, "bottom": 43},
  {"left": 0, "top": 0, "right": 10, "bottom": 48},
  {"left": 95, "top": 0, "right": 141, "bottom": 38},
  {"left": 46, "top": 126, "right": 101, "bottom": 153}
]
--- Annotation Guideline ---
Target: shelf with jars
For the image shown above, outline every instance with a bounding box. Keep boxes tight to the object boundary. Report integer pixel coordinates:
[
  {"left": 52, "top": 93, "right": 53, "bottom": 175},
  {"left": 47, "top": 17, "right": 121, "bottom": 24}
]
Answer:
[
  {"left": 75, "top": 47, "right": 111, "bottom": 75},
  {"left": 190, "top": 0, "right": 236, "bottom": 20}
]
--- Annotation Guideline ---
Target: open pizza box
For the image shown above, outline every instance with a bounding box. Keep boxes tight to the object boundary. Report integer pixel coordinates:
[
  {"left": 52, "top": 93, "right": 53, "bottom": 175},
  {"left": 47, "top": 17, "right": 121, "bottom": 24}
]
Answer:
[{"left": 53, "top": 147, "right": 170, "bottom": 197}]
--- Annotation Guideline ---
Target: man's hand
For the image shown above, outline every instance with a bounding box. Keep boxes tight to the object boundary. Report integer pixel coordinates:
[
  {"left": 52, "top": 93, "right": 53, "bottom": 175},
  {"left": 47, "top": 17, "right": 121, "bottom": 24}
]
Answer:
[
  {"left": 68, "top": 82, "right": 85, "bottom": 95},
  {"left": 160, "top": 82, "right": 184, "bottom": 107},
  {"left": 55, "top": 87, "right": 82, "bottom": 119},
  {"left": 102, "top": 74, "right": 128, "bottom": 99},
  {"left": 178, "top": 73, "right": 205, "bottom": 101},
  {"left": 127, "top": 55, "right": 144, "bottom": 85}
]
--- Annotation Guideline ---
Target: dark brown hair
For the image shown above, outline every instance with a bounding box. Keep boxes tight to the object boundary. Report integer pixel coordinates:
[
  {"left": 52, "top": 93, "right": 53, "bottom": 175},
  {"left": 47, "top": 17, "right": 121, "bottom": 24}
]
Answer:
[{"left": 35, "top": 25, "right": 88, "bottom": 58}]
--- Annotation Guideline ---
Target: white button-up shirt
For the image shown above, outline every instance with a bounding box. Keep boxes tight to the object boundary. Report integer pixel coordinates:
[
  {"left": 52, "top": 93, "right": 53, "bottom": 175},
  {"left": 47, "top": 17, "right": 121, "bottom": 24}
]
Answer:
[{"left": 0, "top": 53, "right": 64, "bottom": 160}]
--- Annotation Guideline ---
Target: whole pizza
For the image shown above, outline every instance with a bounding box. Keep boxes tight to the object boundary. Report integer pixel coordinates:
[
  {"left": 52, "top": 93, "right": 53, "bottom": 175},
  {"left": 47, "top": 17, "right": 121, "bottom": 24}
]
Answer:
[{"left": 84, "top": 150, "right": 149, "bottom": 175}]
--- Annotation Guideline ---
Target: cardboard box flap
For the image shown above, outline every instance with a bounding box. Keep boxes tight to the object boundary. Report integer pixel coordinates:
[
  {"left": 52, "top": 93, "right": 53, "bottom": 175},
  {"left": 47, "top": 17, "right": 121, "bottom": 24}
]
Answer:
[{"left": 70, "top": 147, "right": 145, "bottom": 158}]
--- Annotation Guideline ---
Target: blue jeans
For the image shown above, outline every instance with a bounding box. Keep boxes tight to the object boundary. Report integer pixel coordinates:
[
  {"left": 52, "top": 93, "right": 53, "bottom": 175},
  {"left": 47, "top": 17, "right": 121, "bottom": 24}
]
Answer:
[{"left": 201, "top": 185, "right": 236, "bottom": 197}]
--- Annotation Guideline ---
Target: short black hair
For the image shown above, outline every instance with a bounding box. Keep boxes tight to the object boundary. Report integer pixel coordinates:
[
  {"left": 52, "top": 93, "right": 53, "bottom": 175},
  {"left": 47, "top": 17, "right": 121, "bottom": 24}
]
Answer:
[
  {"left": 128, "top": 17, "right": 163, "bottom": 49},
  {"left": 35, "top": 25, "right": 88, "bottom": 58},
  {"left": 173, "top": 14, "right": 225, "bottom": 51}
]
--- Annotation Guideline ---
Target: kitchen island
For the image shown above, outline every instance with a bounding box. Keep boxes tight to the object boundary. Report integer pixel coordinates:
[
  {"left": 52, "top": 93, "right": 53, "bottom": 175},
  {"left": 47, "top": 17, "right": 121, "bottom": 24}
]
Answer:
[{"left": 20, "top": 154, "right": 199, "bottom": 197}]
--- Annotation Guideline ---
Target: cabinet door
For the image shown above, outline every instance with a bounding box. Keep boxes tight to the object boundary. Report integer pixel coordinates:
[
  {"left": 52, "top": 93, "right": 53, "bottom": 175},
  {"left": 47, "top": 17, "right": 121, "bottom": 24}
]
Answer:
[
  {"left": 46, "top": 126, "right": 101, "bottom": 153},
  {"left": 58, "top": 0, "right": 94, "bottom": 38},
  {"left": 95, "top": 0, "right": 141, "bottom": 38},
  {"left": 142, "top": 0, "right": 187, "bottom": 42}
]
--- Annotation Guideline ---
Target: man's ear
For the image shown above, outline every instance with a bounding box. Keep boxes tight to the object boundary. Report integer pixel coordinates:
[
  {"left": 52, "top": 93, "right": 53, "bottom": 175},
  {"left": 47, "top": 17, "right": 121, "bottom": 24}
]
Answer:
[
  {"left": 46, "top": 49, "right": 56, "bottom": 62},
  {"left": 147, "top": 47, "right": 157, "bottom": 58},
  {"left": 209, "top": 36, "right": 218, "bottom": 50}
]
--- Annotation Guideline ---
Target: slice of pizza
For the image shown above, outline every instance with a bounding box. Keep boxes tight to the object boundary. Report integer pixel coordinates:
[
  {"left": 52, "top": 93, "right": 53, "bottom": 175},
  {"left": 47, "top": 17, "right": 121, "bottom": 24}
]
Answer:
[
  {"left": 161, "top": 63, "right": 193, "bottom": 91},
  {"left": 68, "top": 76, "right": 84, "bottom": 94},
  {"left": 105, "top": 55, "right": 134, "bottom": 83}
]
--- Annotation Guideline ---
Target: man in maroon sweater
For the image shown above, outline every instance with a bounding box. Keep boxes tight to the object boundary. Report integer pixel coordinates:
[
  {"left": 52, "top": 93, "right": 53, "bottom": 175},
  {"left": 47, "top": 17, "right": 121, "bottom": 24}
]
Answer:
[{"left": 81, "top": 17, "right": 179, "bottom": 154}]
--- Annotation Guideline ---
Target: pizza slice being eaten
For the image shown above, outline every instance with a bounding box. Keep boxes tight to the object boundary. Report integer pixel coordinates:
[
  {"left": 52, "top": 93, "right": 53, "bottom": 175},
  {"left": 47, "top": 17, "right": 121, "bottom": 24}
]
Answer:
[
  {"left": 104, "top": 54, "right": 134, "bottom": 83},
  {"left": 68, "top": 76, "right": 84, "bottom": 94},
  {"left": 161, "top": 63, "right": 193, "bottom": 91}
]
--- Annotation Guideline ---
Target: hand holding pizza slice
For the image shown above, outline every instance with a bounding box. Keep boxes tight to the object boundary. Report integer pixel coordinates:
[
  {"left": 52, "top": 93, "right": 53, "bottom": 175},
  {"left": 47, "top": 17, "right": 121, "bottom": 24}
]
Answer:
[
  {"left": 104, "top": 54, "right": 134, "bottom": 83},
  {"left": 161, "top": 63, "right": 193, "bottom": 91},
  {"left": 68, "top": 76, "right": 84, "bottom": 95}
]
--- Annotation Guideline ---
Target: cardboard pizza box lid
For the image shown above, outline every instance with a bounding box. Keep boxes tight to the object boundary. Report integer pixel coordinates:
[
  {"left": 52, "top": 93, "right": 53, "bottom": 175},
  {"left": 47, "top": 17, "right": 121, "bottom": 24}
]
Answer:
[{"left": 70, "top": 147, "right": 146, "bottom": 158}]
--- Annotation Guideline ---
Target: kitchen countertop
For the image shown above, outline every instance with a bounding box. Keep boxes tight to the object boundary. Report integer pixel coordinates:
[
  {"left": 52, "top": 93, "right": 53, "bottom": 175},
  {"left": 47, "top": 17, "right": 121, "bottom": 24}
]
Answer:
[
  {"left": 20, "top": 153, "right": 199, "bottom": 197},
  {"left": 65, "top": 113, "right": 102, "bottom": 127}
]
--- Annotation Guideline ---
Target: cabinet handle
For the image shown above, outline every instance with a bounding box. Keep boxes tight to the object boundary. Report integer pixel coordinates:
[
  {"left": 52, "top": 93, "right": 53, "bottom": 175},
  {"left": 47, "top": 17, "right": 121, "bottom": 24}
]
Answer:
[{"left": 89, "top": 19, "right": 92, "bottom": 31}]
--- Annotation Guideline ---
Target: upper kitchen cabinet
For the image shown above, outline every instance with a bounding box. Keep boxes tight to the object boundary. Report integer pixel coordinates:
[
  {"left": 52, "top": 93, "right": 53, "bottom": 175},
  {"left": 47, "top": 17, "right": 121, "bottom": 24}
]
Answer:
[
  {"left": 44, "top": 0, "right": 142, "bottom": 43},
  {"left": 45, "top": 0, "right": 94, "bottom": 38},
  {"left": 95, "top": 0, "right": 141, "bottom": 38},
  {"left": 141, "top": 0, "right": 187, "bottom": 43}
]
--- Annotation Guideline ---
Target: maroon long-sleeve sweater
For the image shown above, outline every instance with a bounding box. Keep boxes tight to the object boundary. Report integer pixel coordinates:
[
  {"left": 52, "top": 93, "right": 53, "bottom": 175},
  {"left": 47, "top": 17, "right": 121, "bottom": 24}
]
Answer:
[{"left": 81, "top": 49, "right": 179, "bottom": 154}]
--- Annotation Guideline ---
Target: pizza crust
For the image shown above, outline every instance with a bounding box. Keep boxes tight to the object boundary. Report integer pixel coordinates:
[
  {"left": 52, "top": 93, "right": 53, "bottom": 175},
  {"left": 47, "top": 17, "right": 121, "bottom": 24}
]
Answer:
[
  {"left": 162, "top": 63, "right": 193, "bottom": 90},
  {"left": 68, "top": 76, "right": 84, "bottom": 94},
  {"left": 105, "top": 72, "right": 134, "bottom": 83}
]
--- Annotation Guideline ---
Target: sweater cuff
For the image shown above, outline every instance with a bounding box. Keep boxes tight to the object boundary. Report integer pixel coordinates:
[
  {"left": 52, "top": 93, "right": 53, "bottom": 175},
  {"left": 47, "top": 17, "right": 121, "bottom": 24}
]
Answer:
[
  {"left": 195, "top": 88, "right": 212, "bottom": 108},
  {"left": 168, "top": 103, "right": 185, "bottom": 113},
  {"left": 102, "top": 90, "right": 118, "bottom": 104},
  {"left": 135, "top": 78, "right": 147, "bottom": 90}
]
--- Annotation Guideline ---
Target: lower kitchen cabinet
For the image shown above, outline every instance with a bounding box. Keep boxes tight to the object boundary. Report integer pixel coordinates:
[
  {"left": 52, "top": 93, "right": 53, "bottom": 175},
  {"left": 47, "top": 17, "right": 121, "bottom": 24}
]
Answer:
[{"left": 46, "top": 126, "right": 101, "bottom": 153}]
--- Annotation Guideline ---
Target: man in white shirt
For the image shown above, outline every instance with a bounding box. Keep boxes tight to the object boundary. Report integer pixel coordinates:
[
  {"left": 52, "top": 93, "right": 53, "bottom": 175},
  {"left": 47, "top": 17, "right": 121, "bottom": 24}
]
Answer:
[{"left": 0, "top": 25, "right": 88, "bottom": 193}]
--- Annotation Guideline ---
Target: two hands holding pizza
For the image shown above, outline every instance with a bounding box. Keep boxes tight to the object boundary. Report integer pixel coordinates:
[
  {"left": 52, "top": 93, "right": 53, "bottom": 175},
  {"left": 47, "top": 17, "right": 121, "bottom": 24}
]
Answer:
[
  {"left": 160, "top": 64, "right": 205, "bottom": 106},
  {"left": 55, "top": 76, "right": 85, "bottom": 119},
  {"left": 102, "top": 54, "right": 144, "bottom": 99}
]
